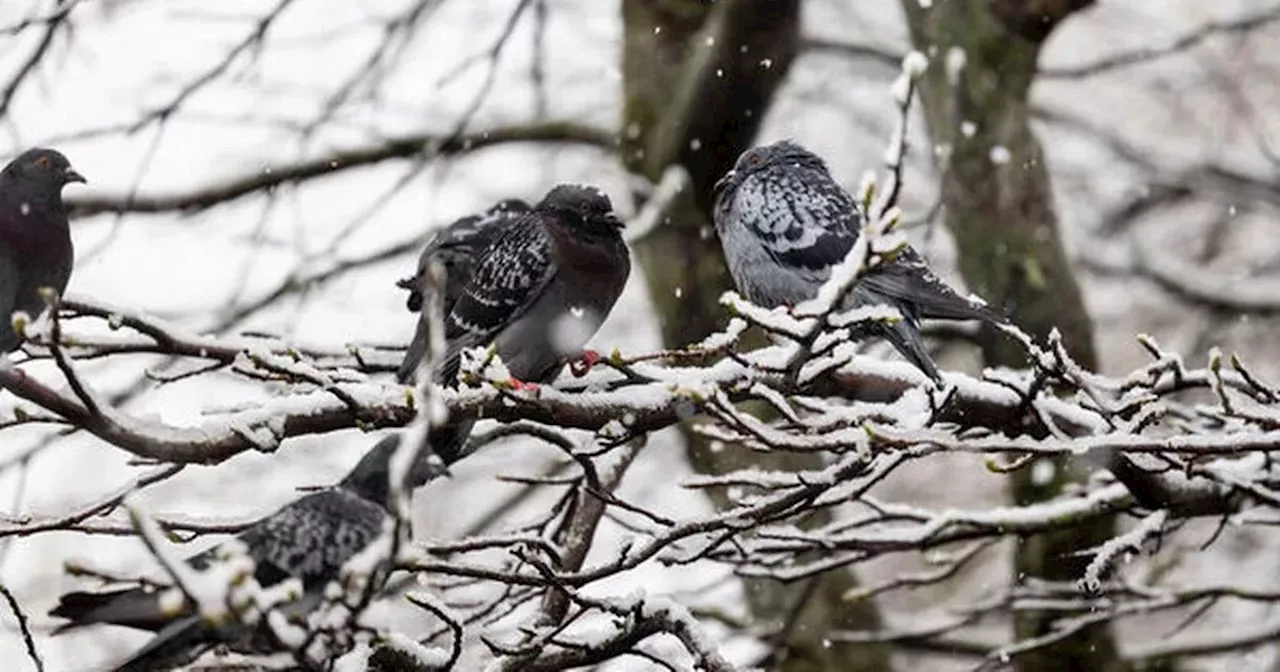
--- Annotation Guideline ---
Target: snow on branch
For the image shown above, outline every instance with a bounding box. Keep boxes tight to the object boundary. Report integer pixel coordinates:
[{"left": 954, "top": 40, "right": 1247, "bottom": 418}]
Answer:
[{"left": 14, "top": 274, "right": 1280, "bottom": 667}]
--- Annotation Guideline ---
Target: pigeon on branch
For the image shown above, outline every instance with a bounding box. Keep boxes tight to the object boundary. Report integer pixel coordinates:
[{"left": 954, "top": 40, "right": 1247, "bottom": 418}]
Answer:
[
  {"left": 712, "top": 140, "right": 1005, "bottom": 381},
  {"left": 0, "top": 148, "right": 86, "bottom": 352},
  {"left": 437, "top": 184, "right": 631, "bottom": 388},
  {"left": 49, "top": 433, "right": 447, "bottom": 671},
  {"left": 405, "top": 184, "right": 630, "bottom": 466}
]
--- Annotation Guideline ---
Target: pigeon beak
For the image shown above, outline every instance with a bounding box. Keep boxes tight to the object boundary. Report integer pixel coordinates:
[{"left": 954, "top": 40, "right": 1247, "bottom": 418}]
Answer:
[
  {"left": 604, "top": 213, "right": 625, "bottom": 230},
  {"left": 63, "top": 168, "right": 86, "bottom": 185}
]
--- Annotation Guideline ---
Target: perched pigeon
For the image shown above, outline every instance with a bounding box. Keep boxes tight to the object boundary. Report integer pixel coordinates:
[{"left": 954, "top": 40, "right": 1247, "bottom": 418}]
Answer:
[
  {"left": 395, "top": 198, "right": 529, "bottom": 384},
  {"left": 712, "top": 140, "right": 1005, "bottom": 381},
  {"left": 439, "top": 184, "right": 631, "bottom": 387},
  {"left": 408, "top": 185, "right": 629, "bottom": 467},
  {"left": 0, "top": 148, "right": 85, "bottom": 352},
  {"left": 49, "top": 433, "right": 447, "bottom": 671}
]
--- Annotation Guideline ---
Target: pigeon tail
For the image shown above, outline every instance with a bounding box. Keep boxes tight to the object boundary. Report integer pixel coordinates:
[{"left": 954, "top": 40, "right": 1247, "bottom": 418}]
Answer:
[
  {"left": 876, "top": 318, "right": 942, "bottom": 383},
  {"left": 110, "top": 615, "right": 211, "bottom": 672},
  {"left": 857, "top": 249, "right": 1009, "bottom": 325},
  {"left": 908, "top": 285, "right": 1008, "bottom": 325},
  {"left": 49, "top": 587, "right": 172, "bottom": 634}
]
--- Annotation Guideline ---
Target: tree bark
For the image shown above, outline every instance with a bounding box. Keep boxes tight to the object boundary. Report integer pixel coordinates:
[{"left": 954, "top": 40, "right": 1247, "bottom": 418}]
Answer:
[
  {"left": 622, "top": 1, "right": 892, "bottom": 670},
  {"left": 899, "top": 1, "right": 1130, "bottom": 671}
]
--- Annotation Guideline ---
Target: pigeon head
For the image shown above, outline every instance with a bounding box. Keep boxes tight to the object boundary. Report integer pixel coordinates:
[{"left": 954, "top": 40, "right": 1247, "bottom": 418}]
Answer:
[
  {"left": 2, "top": 148, "right": 86, "bottom": 191},
  {"left": 713, "top": 141, "right": 827, "bottom": 210},
  {"left": 539, "top": 184, "right": 624, "bottom": 234},
  {"left": 339, "top": 433, "right": 450, "bottom": 507}
]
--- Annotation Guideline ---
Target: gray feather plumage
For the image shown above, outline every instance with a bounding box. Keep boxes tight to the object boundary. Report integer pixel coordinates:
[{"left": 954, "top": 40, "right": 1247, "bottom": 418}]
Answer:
[
  {"left": 713, "top": 141, "right": 1004, "bottom": 381},
  {"left": 49, "top": 433, "right": 447, "bottom": 671}
]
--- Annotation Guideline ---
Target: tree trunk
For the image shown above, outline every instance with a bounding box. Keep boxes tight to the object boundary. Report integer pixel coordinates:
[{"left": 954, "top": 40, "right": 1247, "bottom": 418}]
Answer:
[
  {"left": 899, "top": 1, "right": 1130, "bottom": 671},
  {"left": 622, "top": 1, "right": 892, "bottom": 670}
]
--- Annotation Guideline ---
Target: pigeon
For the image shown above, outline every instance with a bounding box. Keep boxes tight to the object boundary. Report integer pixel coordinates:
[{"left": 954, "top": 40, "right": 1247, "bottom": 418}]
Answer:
[
  {"left": 0, "top": 148, "right": 85, "bottom": 352},
  {"left": 712, "top": 140, "right": 1005, "bottom": 381},
  {"left": 395, "top": 198, "right": 529, "bottom": 384},
  {"left": 49, "top": 433, "right": 448, "bottom": 671},
  {"left": 405, "top": 185, "right": 629, "bottom": 467},
  {"left": 439, "top": 184, "right": 631, "bottom": 387}
]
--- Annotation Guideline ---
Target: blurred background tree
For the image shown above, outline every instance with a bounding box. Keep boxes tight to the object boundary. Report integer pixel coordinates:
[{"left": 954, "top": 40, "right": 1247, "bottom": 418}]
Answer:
[{"left": 900, "top": 2, "right": 1123, "bottom": 671}]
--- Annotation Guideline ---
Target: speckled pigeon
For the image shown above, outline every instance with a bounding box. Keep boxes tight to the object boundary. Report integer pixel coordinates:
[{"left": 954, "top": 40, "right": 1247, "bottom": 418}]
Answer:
[
  {"left": 438, "top": 183, "right": 631, "bottom": 387},
  {"left": 712, "top": 140, "right": 1005, "bottom": 381},
  {"left": 396, "top": 198, "right": 529, "bottom": 384},
  {"left": 0, "top": 148, "right": 85, "bottom": 352},
  {"left": 48, "top": 433, "right": 447, "bottom": 671},
  {"left": 405, "top": 185, "right": 629, "bottom": 467}
]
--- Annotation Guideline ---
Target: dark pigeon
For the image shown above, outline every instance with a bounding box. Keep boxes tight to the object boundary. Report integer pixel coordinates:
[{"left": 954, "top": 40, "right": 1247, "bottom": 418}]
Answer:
[
  {"left": 0, "top": 148, "right": 85, "bottom": 352},
  {"left": 409, "top": 185, "right": 630, "bottom": 467},
  {"left": 396, "top": 198, "right": 529, "bottom": 384},
  {"left": 49, "top": 433, "right": 447, "bottom": 671},
  {"left": 712, "top": 140, "right": 1005, "bottom": 381},
  {"left": 439, "top": 184, "right": 631, "bottom": 387}
]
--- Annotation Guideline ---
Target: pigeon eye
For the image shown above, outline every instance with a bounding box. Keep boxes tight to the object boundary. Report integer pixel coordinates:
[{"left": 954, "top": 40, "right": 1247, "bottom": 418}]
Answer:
[
  {"left": 34, "top": 156, "right": 51, "bottom": 171},
  {"left": 746, "top": 154, "right": 762, "bottom": 167}
]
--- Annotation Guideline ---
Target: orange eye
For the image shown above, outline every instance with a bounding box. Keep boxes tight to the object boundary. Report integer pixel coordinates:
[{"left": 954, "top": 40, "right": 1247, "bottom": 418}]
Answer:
[
  {"left": 746, "top": 154, "right": 761, "bottom": 166},
  {"left": 34, "top": 156, "right": 51, "bottom": 170}
]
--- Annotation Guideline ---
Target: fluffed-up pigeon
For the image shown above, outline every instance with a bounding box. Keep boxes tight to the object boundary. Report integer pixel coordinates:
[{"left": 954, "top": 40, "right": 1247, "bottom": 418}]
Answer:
[
  {"left": 439, "top": 183, "right": 631, "bottom": 387},
  {"left": 405, "top": 184, "right": 630, "bottom": 466},
  {"left": 0, "top": 148, "right": 85, "bottom": 352},
  {"left": 49, "top": 433, "right": 447, "bottom": 671},
  {"left": 712, "top": 140, "right": 1004, "bottom": 381}
]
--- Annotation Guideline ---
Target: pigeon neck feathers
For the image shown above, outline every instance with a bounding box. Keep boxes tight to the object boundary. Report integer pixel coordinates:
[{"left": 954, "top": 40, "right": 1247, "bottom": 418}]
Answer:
[{"left": 337, "top": 434, "right": 447, "bottom": 508}]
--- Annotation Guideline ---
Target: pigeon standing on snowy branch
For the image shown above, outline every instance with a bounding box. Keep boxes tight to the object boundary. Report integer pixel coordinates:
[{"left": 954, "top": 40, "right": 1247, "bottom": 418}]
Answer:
[
  {"left": 439, "top": 184, "right": 631, "bottom": 387},
  {"left": 401, "top": 186, "right": 628, "bottom": 464},
  {"left": 712, "top": 140, "right": 1005, "bottom": 381},
  {"left": 396, "top": 198, "right": 530, "bottom": 384},
  {"left": 0, "top": 148, "right": 85, "bottom": 352},
  {"left": 49, "top": 433, "right": 448, "bottom": 671}
]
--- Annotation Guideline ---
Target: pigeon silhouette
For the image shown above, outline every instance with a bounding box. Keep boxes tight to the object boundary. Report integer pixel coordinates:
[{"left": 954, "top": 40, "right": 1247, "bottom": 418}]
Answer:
[
  {"left": 396, "top": 198, "right": 529, "bottom": 384},
  {"left": 49, "top": 433, "right": 447, "bottom": 671},
  {"left": 0, "top": 148, "right": 85, "bottom": 352},
  {"left": 713, "top": 140, "right": 1004, "bottom": 381}
]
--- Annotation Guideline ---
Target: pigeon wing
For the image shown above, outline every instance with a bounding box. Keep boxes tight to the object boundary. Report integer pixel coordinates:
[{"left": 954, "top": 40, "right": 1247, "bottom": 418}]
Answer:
[
  {"left": 399, "top": 199, "right": 532, "bottom": 313},
  {"left": 739, "top": 166, "right": 859, "bottom": 280},
  {"left": 440, "top": 214, "right": 557, "bottom": 380},
  {"left": 399, "top": 214, "right": 485, "bottom": 314},
  {"left": 397, "top": 206, "right": 530, "bottom": 383},
  {"left": 0, "top": 250, "right": 23, "bottom": 351},
  {"left": 234, "top": 490, "right": 386, "bottom": 591}
]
